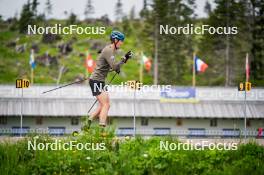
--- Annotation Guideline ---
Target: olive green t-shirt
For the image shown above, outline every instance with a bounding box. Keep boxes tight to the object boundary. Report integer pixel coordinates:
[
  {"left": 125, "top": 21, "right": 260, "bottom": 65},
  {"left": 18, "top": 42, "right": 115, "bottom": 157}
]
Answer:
[{"left": 90, "top": 44, "right": 120, "bottom": 82}]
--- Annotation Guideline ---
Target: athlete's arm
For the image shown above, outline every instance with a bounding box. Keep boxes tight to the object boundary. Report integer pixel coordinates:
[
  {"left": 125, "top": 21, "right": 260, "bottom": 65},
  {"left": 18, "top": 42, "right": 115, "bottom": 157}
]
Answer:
[{"left": 104, "top": 51, "right": 123, "bottom": 73}]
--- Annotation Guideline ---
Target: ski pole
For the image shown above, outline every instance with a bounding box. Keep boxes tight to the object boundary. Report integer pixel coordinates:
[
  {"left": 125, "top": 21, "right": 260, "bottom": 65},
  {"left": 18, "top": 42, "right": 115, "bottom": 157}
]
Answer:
[
  {"left": 42, "top": 77, "right": 90, "bottom": 94},
  {"left": 42, "top": 52, "right": 133, "bottom": 94}
]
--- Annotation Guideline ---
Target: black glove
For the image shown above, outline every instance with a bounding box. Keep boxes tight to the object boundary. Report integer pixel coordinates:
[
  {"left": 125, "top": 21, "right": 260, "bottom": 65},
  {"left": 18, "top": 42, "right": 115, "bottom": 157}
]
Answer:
[
  {"left": 115, "top": 63, "right": 121, "bottom": 74},
  {"left": 123, "top": 51, "right": 133, "bottom": 63}
]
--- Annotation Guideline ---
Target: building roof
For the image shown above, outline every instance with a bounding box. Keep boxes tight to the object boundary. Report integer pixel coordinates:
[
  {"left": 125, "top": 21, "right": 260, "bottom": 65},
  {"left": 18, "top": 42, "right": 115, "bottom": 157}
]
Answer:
[{"left": 0, "top": 85, "right": 263, "bottom": 118}]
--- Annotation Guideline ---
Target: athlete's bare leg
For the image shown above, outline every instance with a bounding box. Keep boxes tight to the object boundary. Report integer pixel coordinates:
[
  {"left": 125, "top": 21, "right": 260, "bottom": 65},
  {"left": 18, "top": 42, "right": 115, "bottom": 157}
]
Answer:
[
  {"left": 96, "top": 91, "right": 110, "bottom": 127},
  {"left": 89, "top": 102, "right": 102, "bottom": 121}
]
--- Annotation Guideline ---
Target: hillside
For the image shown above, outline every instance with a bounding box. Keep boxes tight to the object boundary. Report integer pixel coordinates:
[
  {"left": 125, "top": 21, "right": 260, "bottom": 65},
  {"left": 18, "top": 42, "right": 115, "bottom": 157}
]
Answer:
[{"left": 0, "top": 20, "right": 153, "bottom": 85}]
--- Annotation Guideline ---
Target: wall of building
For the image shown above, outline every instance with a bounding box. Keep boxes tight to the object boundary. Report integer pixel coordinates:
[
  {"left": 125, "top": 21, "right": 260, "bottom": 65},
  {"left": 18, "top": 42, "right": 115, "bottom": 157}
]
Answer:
[
  {"left": 1, "top": 116, "right": 263, "bottom": 136},
  {"left": 111, "top": 117, "right": 264, "bottom": 130}
]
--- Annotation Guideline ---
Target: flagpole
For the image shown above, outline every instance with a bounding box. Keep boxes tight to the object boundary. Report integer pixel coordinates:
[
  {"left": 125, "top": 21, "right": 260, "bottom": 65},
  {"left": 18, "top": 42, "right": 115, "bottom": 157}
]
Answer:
[
  {"left": 140, "top": 52, "right": 143, "bottom": 83},
  {"left": 31, "top": 68, "right": 33, "bottom": 84},
  {"left": 31, "top": 49, "right": 34, "bottom": 84},
  {"left": 154, "top": 16, "right": 158, "bottom": 85},
  {"left": 246, "top": 53, "right": 249, "bottom": 82},
  {"left": 244, "top": 53, "right": 249, "bottom": 139},
  {"left": 86, "top": 51, "right": 89, "bottom": 85},
  {"left": 20, "top": 87, "right": 23, "bottom": 137},
  {"left": 133, "top": 87, "right": 136, "bottom": 137},
  {"left": 192, "top": 52, "right": 196, "bottom": 87}
]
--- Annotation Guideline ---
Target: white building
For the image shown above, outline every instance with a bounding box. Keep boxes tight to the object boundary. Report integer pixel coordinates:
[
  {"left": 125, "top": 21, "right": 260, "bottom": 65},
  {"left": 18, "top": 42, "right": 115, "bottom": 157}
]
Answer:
[{"left": 0, "top": 85, "right": 263, "bottom": 138}]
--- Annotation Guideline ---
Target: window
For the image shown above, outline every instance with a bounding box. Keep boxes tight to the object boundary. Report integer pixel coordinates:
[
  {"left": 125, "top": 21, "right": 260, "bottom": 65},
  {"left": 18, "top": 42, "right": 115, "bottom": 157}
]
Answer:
[
  {"left": 154, "top": 128, "right": 171, "bottom": 136},
  {"left": 0, "top": 117, "right": 7, "bottom": 125},
  {"left": 141, "top": 118, "right": 148, "bottom": 126},
  {"left": 48, "top": 127, "right": 65, "bottom": 136},
  {"left": 246, "top": 120, "right": 251, "bottom": 127},
  {"left": 71, "top": 118, "right": 79, "bottom": 125},
  {"left": 176, "top": 118, "right": 182, "bottom": 126},
  {"left": 210, "top": 119, "right": 217, "bottom": 127},
  {"left": 36, "top": 117, "right": 43, "bottom": 125},
  {"left": 117, "top": 128, "right": 134, "bottom": 136}
]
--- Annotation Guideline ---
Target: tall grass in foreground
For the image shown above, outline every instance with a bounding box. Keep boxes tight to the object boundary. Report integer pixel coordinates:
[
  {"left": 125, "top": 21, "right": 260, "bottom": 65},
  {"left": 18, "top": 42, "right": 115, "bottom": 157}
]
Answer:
[{"left": 0, "top": 126, "right": 264, "bottom": 175}]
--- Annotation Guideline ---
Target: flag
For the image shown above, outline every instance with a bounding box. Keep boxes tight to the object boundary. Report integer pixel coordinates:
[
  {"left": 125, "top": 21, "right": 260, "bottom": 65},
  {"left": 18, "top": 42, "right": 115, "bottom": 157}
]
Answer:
[
  {"left": 85, "top": 53, "right": 95, "bottom": 73},
  {"left": 29, "top": 50, "right": 36, "bottom": 69},
  {"left": 246, "top": 53, "right": 249, "bottom": 82},
  {"left": 142, "top": 54, "right": 152, "bottom": 72},
  {"left": 195, "top": 56, "right": 208, "bottom": 72}
]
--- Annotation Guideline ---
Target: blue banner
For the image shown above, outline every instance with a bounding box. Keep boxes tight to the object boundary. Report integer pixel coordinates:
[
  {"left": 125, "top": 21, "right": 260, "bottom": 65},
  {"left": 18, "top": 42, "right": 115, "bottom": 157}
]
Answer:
[{"left": 160, "top": 87, "right": 197, "bottom": 102}]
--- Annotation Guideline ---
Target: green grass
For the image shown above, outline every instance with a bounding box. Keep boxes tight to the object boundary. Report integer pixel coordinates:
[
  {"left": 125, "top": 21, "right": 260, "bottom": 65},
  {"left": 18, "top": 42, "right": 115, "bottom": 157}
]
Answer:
[{"left": 0, "top": 126, "right": 264, "bottom": 175}]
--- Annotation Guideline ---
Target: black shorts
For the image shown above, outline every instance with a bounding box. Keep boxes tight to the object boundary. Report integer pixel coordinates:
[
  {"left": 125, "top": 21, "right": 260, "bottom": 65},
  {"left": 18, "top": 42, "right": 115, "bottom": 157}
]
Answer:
[{"left": 89, "top": 79, "right": 105, "bottom": 96}]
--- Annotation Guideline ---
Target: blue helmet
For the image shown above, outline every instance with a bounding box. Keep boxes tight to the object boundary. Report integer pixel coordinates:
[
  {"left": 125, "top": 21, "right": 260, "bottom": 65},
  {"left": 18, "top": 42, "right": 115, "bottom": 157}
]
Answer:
[{"left": 110, "top": 31, "right": 125, "bottom": 42}]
